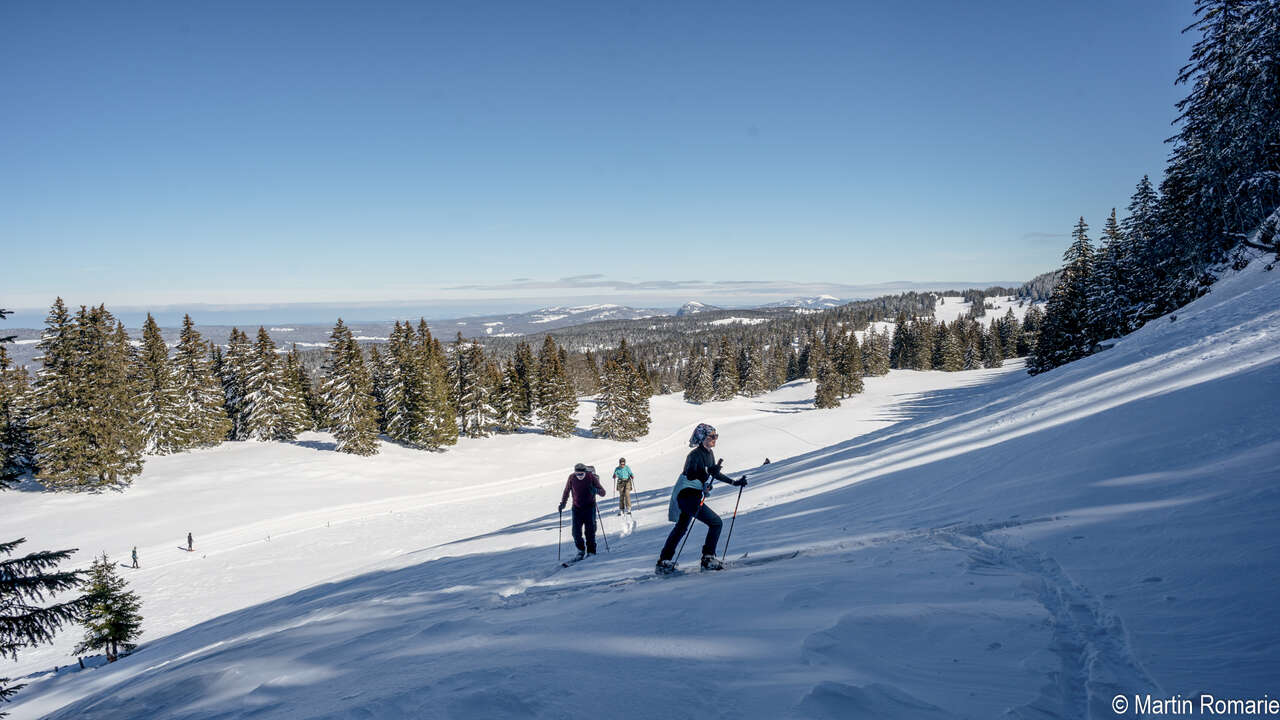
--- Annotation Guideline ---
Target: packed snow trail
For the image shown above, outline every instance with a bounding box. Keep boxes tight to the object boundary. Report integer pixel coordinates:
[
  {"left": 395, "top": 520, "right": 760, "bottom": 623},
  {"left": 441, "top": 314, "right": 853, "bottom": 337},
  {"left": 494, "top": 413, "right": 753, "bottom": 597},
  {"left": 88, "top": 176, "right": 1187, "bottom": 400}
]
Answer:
[{"left": 5, "top": 259, "right": 1280, "bottom": 718}]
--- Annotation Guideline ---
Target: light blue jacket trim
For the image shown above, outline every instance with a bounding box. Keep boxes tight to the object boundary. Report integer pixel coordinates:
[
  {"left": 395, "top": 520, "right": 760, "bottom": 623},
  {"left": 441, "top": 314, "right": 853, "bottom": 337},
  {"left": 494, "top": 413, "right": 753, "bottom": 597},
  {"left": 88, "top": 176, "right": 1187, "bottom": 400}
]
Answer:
[{"left": 667, "top": 474, "right": 707, "bottom": 522}]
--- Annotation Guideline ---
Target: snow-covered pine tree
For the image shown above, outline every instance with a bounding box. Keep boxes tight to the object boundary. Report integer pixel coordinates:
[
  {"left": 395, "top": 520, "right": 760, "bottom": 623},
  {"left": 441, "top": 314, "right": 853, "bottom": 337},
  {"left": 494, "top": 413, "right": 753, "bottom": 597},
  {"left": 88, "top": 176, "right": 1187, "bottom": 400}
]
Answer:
[
  {"left": 281, "top": 345, "right": 317, "bottom": 436},
  {"left": 711, "top": 337, "right": 739, "bottom": 401},
  {"left": 72, "top": 553, "right": 142, "bottom": 663},
  {"left": 837, "top": 333, "right": 864, "bottom": 395},
  {"left": 1120, "top": 175, "right": 1162, "bottom": 327},
  {"left": 170, "top": 315, "right": 231, "bottom": 449},
  {"left": 811, "top": 341, "right": 841, "bottom": 409},
  {"left": 1089, "top": 209, "right": 1127, "bottom": 341},
  {"left": 320, "top": 319, "right": 379, "bottom": 455},
  {"left": 0, "top": 538, "right": 88, "bottom": 710},
  {"left": 244, "top": 327, "right": 298, "bottom": 442},
  {"left": 997, "top": 308, "right": 1021, "bottom": 359},
  {"left": 418, "top": 326, "right": 457, "bottom": 450},
  {"left": 536, "top": 339, "right": 578, "bottom": 437},
  {"left": 625, "top": 358, "right": 652, "bottom": 438},
  {"left": 220, "top": 328, "right": 253, "bottom": 440},
  {"left": 1029, "top": 218, "right": 1097, "bottom": 375},
  {"left": 136, "top": 314, "right": 185, "bottom": 454},
  {"left": 681, "top": 344, "right": 700, "bottom": 394},
  {"left": 0, "top": 348, "right": 34, "bottom": 488},
  {"left": 867, "top": 326, "right": 893, "bottom": 376},
  {"left": 27, "top": 299, "right": 79, "bottom": 489},
  {"left": 683, "top": 354, "right": 713, "bottom": 404},
  {"left": 451, "top": 333, "right": 491, "bottom": 439},
  {"left": 768, "top": 342, "right": 789, "bottom": 389},
  {"left": 34, "top": 306, "right": 145, "bottom": 490},
  {"left": 982, "top": 321, "right": 1005, "bottom": 368},
  {"left": 940, "top": 324, "right": 965, "bottom": 372},
  {"left": 511, "top": 340, "right": 537, "bottom": 426},
  {"left": 888, "top": 312, "right": 910, "bottom": 368},
  {"left": 591, "top": 355, "right": 629, "bottom": 440},
  {"left": 379, "top": 323, "right": 414, "bottom": 444},
  {"left": 494, "top": 361, "right": 522, "bottom": 433},
  {"left": 962, "top": 340, "right": 981, "bottom": 371},
  {"left": 1019, "top": 306, "right": 1044, "bottom": 358},
  {"left": 741, "top": 344, "right": 769, "bottom": 397}
]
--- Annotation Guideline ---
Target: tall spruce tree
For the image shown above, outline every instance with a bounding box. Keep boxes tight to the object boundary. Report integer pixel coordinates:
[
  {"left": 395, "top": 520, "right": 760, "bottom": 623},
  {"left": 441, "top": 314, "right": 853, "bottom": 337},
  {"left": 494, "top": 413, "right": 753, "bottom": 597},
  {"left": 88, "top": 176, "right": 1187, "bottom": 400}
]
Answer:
[
  {"left": 34, "top": 306, "right": 145, "bottom": 489},
  {"left": 451, "top": 333, "right": 493, "bottom": 438},
  {"left": 0, "top": 348, "right": 34, "bottom": 488},
  {"left": 171, "top": 315, "right": 232, "bottom": 448},
  {"left": 741, "top": 345, "right": 769, "bottom": 397},
  {"left": 281, "top": 345, "right": 317, "bottom": 435},
  {"left": 418, "top": 327, "right": 458, "bottom": 449},
  {"left": 72, "top": 553, "right": 142, "bottom": 663},
  {"left": 1089, "top": 209, "right": 1128, "bottom": 341},
  {"left": 0, "top": 538, "right": 88, "bottom": 712},
  {"left": 136, "top": 315, "right": 185, "bottom": 454},
  {"left": 711, "top": 337, "right": 739, "bottom": 401},
  {"left": 320, "top": 319, "right": 380, "bottom": 455},
  {"left": 536, "top": 338, "right": 578, "bottom": 437},
  {"left": 220, "top": 328, "right": 253, "bottom": 440},
  {"left": 811, "top": 341, "right": 841, "bottom": 409},
  {"left": 244, "top": 327, "right": 298, "bottom": 442},
  {"left": 511, "top": 341, "right": 537, "bottom": 425},
  {"left": 683, "top": 354, "right": 713, "bottom": 404},
  {"left": 1029, "top": 218, "right": 1097, "bottom": 374}
]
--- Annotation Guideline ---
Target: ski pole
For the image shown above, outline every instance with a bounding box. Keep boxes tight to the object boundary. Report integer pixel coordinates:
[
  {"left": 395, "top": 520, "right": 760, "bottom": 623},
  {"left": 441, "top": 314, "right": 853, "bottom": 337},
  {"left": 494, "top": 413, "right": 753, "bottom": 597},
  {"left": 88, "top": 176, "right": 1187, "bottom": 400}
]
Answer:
[
  {"left": 595, "top": 503, "right": 610, "bottom": 552},
  {"left": 719, "top": 484, "right": 744, "bottom": 564},
  {"left": 674, "top": 491, "right": 707, "bottom": 567},
  {"left": 558, "top": 509, "right": 563, "bottom": 562}
]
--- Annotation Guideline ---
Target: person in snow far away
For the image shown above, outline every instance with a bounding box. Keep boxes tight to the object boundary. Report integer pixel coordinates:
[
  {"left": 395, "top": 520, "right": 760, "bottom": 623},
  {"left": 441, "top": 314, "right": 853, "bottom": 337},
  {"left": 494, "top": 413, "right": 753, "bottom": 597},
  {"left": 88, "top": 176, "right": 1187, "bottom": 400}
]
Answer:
[
  {"left": 131, "top": 547, "right": 138, "bottom": 568},
  {"left": 559, "top": 462, "right": 606, "bottom": 561},
  {"left": 613, "top": 457, "right": 636, "bottom": 515},
  {"left": 187, "top": 532, "right": 193, "bottom": 551},
  {"left": 656, "top": 423, "right": 747, "bottom": 574}
]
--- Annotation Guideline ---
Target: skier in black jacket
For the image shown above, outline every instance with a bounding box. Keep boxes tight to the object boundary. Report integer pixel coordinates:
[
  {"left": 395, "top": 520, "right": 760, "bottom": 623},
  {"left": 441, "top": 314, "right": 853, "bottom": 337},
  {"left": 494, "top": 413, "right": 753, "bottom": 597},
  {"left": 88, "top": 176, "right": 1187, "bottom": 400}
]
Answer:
[{"left": 656, "top": 423, "right": 746, "bottom": 574}]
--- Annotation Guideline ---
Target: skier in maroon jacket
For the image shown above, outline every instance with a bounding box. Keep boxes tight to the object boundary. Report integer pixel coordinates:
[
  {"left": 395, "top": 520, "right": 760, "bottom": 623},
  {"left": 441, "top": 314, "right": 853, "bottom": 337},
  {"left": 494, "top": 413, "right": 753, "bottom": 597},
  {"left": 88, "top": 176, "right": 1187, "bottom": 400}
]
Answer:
[{"left": 559, "top": 462, "right": 606, "bottom": 561}]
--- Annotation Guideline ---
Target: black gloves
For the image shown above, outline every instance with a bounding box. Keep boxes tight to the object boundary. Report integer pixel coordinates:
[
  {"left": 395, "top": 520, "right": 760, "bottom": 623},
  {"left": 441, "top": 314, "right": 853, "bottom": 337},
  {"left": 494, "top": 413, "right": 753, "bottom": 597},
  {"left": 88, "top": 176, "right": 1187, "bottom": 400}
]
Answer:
[
  {"left": 735, "top": 475, "right": 748, "bottom": 487},
  {"left": 558, "top": 503, "right": 565, "bottom": 512}
]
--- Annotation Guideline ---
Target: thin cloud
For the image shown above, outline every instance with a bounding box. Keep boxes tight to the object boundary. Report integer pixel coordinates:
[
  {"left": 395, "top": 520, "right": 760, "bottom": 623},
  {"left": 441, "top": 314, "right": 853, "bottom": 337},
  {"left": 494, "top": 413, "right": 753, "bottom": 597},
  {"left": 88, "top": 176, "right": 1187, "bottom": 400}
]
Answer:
[{"left": 1021, "top": 232, "right": 1069, "bottom": 242}]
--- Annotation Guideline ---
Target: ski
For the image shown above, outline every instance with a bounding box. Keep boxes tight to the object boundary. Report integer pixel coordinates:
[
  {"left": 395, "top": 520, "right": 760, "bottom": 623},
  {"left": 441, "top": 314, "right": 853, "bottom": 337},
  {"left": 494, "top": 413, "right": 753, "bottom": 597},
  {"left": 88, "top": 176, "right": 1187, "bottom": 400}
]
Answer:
[
  {"left": 560, "top": 554, "right": 592, "bottom": 569},
  {"left": 726, "top": 549, "right": 801, "bottom": 568}
]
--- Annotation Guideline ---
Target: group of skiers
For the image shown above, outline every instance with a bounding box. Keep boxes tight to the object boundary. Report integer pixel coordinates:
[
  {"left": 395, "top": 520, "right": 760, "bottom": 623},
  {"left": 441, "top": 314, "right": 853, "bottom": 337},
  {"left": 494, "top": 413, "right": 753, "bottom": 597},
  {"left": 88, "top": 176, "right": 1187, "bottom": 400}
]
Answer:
[
  {"left": 128, "top": 532, "right": 194, "bottom": 568},
  {"left": 557, "top": 422, "right": 748, "bottom": 574}
]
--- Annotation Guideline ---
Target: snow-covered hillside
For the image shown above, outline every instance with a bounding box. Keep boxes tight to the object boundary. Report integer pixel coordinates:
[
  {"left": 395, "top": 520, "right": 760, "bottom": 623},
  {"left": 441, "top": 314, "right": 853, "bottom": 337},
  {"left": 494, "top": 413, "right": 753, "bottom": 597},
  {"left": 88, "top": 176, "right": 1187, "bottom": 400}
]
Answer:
[{"left": 4, "top": 261, "right": 1279, "bottom": 719}]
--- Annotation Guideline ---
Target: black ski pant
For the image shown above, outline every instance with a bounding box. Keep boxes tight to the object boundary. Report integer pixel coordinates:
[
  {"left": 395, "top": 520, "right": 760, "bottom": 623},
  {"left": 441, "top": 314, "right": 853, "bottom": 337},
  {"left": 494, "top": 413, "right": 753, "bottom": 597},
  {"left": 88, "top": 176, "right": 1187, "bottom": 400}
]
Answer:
[
  {"left": 659, "top": 488, "right": 722, "bottom": 561},
  {"left": 571, "top": 504, "right": 598, "bottom": 554}
]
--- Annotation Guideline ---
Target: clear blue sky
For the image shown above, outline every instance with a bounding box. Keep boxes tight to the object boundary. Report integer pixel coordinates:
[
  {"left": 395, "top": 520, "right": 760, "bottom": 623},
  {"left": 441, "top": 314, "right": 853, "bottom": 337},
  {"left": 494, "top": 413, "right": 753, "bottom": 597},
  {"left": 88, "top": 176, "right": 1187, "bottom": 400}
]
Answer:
[{"left": 2, "top": 0, "right": 1195, "bottom": 314}]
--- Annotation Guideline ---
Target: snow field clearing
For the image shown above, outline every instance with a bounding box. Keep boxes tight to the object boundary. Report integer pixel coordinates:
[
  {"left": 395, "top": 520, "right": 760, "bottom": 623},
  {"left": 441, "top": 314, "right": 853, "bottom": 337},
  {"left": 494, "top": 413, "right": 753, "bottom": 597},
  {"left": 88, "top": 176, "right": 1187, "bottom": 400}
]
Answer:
[{"left": 5, "top": 260, "right": 1280, "bottom": 718}]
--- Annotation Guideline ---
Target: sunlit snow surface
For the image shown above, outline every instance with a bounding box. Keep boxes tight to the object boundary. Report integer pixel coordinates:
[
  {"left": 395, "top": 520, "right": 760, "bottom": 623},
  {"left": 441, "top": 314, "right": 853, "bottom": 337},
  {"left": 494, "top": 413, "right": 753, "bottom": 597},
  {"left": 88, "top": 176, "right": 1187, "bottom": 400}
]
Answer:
[{"left": 4, "top": 262, "right": 1279, "bottom": 719}]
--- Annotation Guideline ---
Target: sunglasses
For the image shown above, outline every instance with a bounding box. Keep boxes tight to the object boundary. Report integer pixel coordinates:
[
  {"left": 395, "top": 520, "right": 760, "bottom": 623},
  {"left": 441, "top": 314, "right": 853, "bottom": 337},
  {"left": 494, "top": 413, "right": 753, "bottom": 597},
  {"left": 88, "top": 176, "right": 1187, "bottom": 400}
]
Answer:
[{"left": 707, "top": 434, "right": 719, "bottom": 440}]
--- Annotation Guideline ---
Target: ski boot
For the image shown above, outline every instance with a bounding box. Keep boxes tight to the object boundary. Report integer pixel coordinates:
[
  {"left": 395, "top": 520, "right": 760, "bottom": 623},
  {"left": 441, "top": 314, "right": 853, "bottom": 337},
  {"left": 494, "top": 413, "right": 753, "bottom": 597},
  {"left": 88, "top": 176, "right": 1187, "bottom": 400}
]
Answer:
[
  {"left": 700, "top": 554, "right": 725, "bottom": 571},
  {"left": 573, "top": 550, "right": 585, "bottom": 562},
  {"left": 655, "top": 559, "right": 677, "bottom": 576}
]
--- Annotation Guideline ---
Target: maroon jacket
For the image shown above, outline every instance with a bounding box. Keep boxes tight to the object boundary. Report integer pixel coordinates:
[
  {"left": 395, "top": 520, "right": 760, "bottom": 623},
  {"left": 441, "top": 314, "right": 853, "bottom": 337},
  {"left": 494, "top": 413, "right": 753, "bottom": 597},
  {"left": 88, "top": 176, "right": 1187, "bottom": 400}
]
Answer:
[{"left": 561, "top": 471, "right": 606, "bottom": 509}]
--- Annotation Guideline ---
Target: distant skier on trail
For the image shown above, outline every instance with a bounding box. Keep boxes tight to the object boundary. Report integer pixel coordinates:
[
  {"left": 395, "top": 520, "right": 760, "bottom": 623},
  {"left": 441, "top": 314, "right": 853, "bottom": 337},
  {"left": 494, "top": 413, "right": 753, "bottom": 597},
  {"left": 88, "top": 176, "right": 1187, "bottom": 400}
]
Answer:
[
  {"left": 131, "top": 547, "right": 138, "bottom": 568},
  {"left": 187, "top": 532, "right": 193, "bottom": 552},
  {"left": 656, "top": 423, "right": 747, "bottom": 574},
  {"left": 559, "top": 462, "right": 606, "bottom": 561},
  {"left": 613, "top": 457, "right": 635, "bottom": 515}
]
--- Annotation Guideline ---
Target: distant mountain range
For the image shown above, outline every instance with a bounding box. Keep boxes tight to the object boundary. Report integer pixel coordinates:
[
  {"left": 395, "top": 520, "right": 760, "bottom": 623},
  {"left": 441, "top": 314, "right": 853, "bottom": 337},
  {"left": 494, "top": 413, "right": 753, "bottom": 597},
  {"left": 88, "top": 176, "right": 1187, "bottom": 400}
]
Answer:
[
  {"left": 0, "top": 295, "right": 884, "bottom": 367},
  {"left": 759, "top": 295, "right": 849, "bottom": 310}
]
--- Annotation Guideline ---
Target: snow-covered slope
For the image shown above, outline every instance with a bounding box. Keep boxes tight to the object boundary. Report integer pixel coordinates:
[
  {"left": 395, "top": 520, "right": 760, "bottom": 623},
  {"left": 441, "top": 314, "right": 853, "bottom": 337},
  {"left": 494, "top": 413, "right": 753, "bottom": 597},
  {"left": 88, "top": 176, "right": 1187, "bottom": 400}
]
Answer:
[{"left": 5, "top": 261, "right": 1279, "bottom": 719}]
